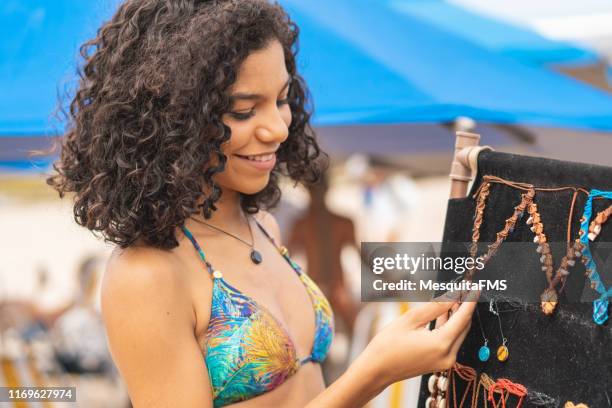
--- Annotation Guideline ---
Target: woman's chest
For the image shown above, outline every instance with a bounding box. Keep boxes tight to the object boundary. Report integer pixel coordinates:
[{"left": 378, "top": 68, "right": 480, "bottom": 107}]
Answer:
[{"left": 192, "top": 240, "right": 317, "bottom": 358}]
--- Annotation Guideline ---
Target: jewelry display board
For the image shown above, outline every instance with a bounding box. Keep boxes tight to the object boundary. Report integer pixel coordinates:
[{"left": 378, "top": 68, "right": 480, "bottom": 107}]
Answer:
[{"left": 418, "top": 150, "right": 612, "bottom": 407}]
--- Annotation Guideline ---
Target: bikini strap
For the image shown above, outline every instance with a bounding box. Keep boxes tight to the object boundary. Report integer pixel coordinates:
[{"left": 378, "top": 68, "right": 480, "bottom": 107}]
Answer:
[
  {"left": 182, "top": 221, "right": 300, "bottom": 275},
  {"left": 254, "top": 218, "right": 277, "bottom": 245},
  {"left": 254, "top": 218, "right": 302, "bottom": 273},
  {"left": 181, "top": 225, "right": 215, "bottom": 275}
]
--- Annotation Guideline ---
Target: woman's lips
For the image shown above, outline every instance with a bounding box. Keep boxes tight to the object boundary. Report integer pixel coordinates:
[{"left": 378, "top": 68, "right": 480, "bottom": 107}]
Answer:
[{"left": 234, "top": 154, "right": 276, "bottom": 171}]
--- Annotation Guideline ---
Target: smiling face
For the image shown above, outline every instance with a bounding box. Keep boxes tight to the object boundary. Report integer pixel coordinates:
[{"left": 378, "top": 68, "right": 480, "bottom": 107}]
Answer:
[{"left": 215, "top": 39, "right": 292, "bottom": 195}]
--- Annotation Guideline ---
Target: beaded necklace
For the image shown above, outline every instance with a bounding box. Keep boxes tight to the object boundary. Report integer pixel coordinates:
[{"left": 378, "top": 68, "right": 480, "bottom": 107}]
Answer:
[
  {"left": 470, "top": 176, "right": 591, "bottom": 315},
  {"left": 467, "top": 180, "right": 534, "bottom": 280},
  {"left": 577, "top": 189, "right": 612, "bottom": 325},
  {"left": 524, "top": 193, "right": 584, "bottom": 315}
]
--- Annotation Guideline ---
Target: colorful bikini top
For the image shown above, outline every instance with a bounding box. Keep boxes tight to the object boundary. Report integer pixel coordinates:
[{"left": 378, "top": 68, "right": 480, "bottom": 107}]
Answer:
[{"left": 181, "top": 221, "right": 334, "bottom": 407}]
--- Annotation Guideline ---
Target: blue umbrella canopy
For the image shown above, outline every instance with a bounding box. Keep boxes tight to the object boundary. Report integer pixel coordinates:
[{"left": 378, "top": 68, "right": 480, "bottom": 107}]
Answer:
[
  {"left": 281, "top": 0, "right": 612, "bottom": 129},
  {"left": 0, "top": 1, "right": 117, "bottom": 136},
  {"left": 1, "top": 0, "right": 612, "bottom": 171}
]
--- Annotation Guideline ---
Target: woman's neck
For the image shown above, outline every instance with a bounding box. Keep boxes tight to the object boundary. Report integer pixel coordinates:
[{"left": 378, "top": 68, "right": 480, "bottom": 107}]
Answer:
[{"left": 186, "top": 187, "right": 248, "bottom": 234}]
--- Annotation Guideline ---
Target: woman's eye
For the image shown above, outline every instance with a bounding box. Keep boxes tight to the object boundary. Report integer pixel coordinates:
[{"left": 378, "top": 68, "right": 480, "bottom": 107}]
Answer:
[
  {"left": 229, "top": 109, "right": 255, "bottom": 120},
  {"left": 229, "top": 98, "right": 288, "bottom": 120}
]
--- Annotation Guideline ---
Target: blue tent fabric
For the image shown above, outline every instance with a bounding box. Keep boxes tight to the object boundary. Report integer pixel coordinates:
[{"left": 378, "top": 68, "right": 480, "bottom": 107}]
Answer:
[
  {"left": 388, "top": 0, "right": 600, "bottom": 68},
  {"left": 1, "top": 0, "right": 612, "bottom": 141},
  {"left": 281, "top": 0, "right": 612, "bottom": 130},
  {"left": 0, "top": 1, "right": 117, "bottom": 136}
]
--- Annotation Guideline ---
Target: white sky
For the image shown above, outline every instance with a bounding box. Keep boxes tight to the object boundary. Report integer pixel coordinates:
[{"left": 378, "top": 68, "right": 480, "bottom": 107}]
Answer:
[{"left": 449, "top": 0, "right": 612, "bottom": 58}]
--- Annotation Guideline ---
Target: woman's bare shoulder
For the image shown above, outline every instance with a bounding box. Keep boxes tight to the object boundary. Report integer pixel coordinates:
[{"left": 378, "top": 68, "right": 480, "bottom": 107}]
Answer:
[
  {"left": 101, "top": 246, "right": 213, "bottom": 407},
  {"left": 101, "top": 246, "right": 194, "bottom": 322},
  {"left": 104, "top": 246, "right": 182, "bottom": 291}
]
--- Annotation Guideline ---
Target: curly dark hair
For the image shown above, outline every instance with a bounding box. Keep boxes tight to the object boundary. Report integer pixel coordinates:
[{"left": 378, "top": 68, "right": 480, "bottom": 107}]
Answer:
[{"left": 47, "top": 0, "right": 327, "bottom": 249}]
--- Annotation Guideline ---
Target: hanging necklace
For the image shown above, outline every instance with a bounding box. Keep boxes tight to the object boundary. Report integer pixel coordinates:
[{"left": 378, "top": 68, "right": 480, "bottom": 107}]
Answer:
[
  {"left": 525, "top": 192, "right": 583, "bottom": 316},
  {"left": 490, "top": 300, "right": 509, "bottom": 362},
  {"left": 196, "top": 217, "right": 263, "bottom": 265},
  {"left": 578, "top": 189, "right": 612, "bottom": 325},
  {"left": 475, "top": 305, "right": 491, "bottom": 362},
  {"left": 466, "top": 180, "right": 534, "bottom": 280}
]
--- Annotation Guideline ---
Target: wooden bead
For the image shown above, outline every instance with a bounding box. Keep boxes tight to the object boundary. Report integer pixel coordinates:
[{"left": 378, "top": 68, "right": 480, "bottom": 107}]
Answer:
[
  {"left": 541, "top": 301, "right": 557, "bottom": 315},
  {"left": 565, "top": 402, "right": 589, "bottom": 408},
  {"left": 541, "top": 289, "right": 558, "bottom": 315}
]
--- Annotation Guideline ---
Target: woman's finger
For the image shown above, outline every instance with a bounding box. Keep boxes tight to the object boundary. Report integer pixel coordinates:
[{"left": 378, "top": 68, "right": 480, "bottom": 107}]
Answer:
[
  {"left": 434, "top": 308, "right": 450, "bottom": 330},
  {"left": 438, "top": 295, "right": 478, "bottom": 339},
  {"left": 407, "top": 301, "right": 456, "bottom": 328}
]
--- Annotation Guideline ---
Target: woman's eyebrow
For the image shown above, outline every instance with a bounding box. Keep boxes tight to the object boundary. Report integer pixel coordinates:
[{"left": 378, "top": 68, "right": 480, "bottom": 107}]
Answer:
[{"left": 230, "top": 77, "right": 292, "bottom": 101}]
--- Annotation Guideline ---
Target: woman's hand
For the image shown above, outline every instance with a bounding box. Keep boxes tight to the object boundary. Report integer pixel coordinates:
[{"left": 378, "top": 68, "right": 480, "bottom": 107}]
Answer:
[
  {"left": 363, "top": 299, "right": 476, "bottom": 386},
  {"left": 306, "top": 296, "right": 478, "bottom": 408}
]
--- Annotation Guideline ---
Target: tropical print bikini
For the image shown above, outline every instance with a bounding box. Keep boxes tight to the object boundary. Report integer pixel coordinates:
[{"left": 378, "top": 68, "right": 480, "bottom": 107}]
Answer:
[{"left": 181, "top": 221, "right": 334, "bottom": 407}]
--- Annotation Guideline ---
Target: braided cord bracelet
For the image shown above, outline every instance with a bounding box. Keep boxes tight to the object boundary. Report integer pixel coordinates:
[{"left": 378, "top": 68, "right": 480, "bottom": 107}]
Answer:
[{"left": 578, "top": 189, "right": 612, "bottom": 325}]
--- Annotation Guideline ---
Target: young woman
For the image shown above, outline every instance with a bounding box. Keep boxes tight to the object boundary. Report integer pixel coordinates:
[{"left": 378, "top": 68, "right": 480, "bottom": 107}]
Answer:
[{"left": 48, "top": 1, "right": 476, "bottom": 407}]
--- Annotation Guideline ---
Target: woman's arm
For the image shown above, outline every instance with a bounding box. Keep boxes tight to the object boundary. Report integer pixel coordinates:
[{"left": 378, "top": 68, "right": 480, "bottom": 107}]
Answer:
[
  {"left": 101, "top": 248, "right": 213, "bottom": 408},
  {"left": 260, "top": 211, "right": 477, "bottom": 407},
  {"left": 307, "top": 300, "right": 476, "bottom": 408}
]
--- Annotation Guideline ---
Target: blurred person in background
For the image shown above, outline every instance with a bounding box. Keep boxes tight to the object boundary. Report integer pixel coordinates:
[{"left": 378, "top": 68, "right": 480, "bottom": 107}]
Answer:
[
  {"left": 287, "top": 176, "right": 361, "bottom": 383},
  {"left": 0, "top": 256, "right": 130, "bottom": 408},
  {"left": 51, "top": 255, "right": 112, "bottom": 374},
  {"left": 287, "top": 176, "right": 360, "bottom": 335},
  {"left": 46, "top": 1, "right": 476, "bottom": 407}
]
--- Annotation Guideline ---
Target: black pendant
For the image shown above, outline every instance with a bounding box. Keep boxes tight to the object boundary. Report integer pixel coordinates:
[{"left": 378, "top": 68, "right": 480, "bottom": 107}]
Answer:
[{"left": 250, "top": 249, "right": 263, "bottom": 264}]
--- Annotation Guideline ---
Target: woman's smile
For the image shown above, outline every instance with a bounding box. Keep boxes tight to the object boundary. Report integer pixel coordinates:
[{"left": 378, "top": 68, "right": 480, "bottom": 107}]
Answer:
[{"left": 233, "top": 152, "right": 277, "bottom": 171}]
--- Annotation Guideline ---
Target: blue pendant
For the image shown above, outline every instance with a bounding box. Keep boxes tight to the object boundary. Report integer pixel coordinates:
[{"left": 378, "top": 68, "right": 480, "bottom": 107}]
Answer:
[
  {"left": 593, "top": 298, "right": 609, "bottom": 325},
  {"left": 478, "top": 345, "right": 490, "bottom": 362}
]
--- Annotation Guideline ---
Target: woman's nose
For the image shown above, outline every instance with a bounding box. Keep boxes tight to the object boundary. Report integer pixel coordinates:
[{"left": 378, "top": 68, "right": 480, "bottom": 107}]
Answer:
[{"left": 255, "top": 106, "right": 290, "bottom": 143}]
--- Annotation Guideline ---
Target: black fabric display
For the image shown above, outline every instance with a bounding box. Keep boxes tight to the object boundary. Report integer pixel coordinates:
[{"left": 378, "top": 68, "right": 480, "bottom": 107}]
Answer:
[{"left": 418, "top": 151, "right": 612, "bottom": 407}]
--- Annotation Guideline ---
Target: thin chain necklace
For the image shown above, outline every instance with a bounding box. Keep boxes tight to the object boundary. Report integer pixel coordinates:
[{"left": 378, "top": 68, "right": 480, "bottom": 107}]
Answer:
[{"left": 195, "top": 216, "right": 263, "bottom": 265}]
